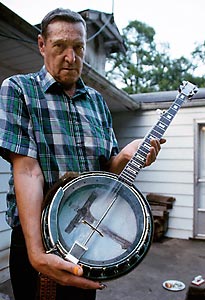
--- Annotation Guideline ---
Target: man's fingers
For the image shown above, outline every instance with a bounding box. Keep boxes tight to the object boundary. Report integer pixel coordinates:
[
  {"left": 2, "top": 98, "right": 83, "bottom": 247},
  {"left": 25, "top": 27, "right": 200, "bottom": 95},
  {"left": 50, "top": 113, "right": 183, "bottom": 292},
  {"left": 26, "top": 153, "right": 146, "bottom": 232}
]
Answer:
[
  {"left": 160, "top": 138, "right": 166, "bottom": 145},
  {"left": 145, "top": 138, "right": 166, "bottom": 166},
  {"left": 72, "top": 264, "right": 83, "bottom": 276}
]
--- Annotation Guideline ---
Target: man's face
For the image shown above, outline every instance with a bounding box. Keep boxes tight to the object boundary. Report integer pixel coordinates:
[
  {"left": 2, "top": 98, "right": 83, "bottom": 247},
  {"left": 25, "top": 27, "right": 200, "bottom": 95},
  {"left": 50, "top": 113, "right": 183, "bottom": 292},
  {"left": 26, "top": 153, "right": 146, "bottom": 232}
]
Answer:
[{"left": 38, "top": 20, "right": 86, "bottom": 89}]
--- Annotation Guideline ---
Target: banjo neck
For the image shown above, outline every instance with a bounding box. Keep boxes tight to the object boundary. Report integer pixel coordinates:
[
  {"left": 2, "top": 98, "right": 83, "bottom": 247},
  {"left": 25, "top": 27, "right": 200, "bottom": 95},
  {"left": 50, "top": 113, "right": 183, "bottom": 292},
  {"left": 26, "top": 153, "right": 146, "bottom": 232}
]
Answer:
[{"left": 118, "top": 81, "right": 198, "bottom": 186}]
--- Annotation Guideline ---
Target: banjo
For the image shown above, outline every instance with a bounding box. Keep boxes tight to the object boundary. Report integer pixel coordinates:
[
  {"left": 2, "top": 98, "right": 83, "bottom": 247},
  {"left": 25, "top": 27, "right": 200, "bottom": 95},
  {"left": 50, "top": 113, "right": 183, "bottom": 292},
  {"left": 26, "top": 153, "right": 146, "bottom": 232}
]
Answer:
[{"left": 41, "top": 81, "right": 198, "bottom": 281}]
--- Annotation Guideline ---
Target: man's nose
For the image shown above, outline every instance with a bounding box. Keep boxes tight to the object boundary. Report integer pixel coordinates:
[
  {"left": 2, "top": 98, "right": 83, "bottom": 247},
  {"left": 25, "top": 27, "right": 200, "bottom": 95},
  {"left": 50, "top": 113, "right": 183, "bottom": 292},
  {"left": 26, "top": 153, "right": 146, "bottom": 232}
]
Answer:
[{"left": 65, "top": 48, "right": 76, "bottom": 63}]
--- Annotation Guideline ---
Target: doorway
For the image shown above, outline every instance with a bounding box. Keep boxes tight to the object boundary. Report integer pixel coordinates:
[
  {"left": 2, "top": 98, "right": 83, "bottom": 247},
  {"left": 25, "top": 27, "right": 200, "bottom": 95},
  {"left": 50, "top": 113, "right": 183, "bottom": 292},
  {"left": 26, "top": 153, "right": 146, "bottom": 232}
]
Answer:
[{"left": 194, "top": 121, "right": 205, "bottom": 239}]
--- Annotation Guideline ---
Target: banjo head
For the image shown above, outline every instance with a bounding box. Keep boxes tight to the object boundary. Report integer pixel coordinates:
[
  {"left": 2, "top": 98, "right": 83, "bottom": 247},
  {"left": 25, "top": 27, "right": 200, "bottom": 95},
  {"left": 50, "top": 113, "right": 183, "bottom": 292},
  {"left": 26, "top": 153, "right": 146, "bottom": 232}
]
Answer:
[{"left": 41, "top": 171, "right": 153, "bottom": 281}]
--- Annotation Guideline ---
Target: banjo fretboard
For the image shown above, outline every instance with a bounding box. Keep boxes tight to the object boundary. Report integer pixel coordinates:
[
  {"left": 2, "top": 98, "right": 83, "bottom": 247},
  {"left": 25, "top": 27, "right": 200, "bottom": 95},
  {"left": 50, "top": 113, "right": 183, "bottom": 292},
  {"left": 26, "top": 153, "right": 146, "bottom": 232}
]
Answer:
[{"left": 118, "top": 81, "right": 198, "bottom": 186}]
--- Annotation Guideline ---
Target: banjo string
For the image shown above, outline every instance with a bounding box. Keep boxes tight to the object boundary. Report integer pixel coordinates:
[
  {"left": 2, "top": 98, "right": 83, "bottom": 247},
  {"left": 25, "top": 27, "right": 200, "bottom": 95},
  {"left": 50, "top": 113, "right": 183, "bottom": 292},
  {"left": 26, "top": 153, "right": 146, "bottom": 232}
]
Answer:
[{"left": 80, "top": 180, "right": 124, "bottom": 248}]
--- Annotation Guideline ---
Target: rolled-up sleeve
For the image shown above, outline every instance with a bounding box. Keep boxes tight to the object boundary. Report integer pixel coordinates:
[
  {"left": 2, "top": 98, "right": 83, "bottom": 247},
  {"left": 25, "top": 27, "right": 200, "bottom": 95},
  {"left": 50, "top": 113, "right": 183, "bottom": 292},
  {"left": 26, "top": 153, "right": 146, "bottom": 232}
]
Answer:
[{"left": 0, "top": 77, "right": 37, "bottom": 161}]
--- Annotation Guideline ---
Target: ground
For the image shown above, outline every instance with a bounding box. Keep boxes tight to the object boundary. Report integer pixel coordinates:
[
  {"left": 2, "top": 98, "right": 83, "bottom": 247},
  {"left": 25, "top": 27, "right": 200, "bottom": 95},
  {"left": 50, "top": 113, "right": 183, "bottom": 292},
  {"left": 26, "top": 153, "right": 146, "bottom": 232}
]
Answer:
[{"left": 0, "top": 238, "right": 204, "bottom": 300}]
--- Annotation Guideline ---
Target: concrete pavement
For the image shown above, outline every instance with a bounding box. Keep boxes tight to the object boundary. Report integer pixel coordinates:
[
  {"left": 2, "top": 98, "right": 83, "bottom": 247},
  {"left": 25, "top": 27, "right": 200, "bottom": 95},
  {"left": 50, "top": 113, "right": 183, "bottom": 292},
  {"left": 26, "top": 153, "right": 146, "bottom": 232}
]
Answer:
[
  {"left": 0, "top": 238, "right": 204, "bottom": 300},
  {"left": 97, "top": 238, "right": 205, "bottom": 300}
]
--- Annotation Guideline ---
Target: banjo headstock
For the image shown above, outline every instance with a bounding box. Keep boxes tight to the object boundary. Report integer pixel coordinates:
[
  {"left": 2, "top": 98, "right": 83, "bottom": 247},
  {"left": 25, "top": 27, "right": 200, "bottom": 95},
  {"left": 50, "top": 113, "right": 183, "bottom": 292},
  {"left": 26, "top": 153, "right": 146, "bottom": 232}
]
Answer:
[
  {"left": 119, "top": 80, "right": 199, "bottom": 186},
  {"left": 179, "top": 80, "right": 198, "bottom": 99}
]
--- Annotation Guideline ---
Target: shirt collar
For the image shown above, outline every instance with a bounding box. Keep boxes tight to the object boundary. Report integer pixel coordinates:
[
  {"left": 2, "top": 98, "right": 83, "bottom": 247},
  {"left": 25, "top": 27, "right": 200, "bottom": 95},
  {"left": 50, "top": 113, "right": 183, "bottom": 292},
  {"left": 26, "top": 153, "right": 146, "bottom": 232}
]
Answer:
[{"left": 38, "top": 66, "right": 87, "bottom": 98}]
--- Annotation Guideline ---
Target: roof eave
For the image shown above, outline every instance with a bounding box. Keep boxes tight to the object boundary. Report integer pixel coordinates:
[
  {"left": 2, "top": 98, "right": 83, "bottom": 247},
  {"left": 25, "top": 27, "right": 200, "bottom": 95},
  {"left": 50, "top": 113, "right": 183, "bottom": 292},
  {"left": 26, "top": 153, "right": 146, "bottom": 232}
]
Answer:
[{"left": 82, "top": 62, "right": 140, "bottom": 112}]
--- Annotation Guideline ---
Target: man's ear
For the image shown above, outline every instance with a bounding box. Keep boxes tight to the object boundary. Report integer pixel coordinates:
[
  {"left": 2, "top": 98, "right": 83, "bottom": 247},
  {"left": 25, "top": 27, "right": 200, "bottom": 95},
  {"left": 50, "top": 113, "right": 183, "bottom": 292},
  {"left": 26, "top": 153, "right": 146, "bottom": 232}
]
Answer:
[{"left": 38, "top": 34, "right": 45, "bottom": 56}]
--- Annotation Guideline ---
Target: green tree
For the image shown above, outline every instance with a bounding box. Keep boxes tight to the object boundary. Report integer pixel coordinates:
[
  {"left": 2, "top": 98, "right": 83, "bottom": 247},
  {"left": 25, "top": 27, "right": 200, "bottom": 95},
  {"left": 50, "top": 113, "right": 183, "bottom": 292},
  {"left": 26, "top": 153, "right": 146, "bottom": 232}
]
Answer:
[
  {"left": 106, "top": 20, "right": 205, "bottom": 93},
  {"left": 192, "top": 41, "right": 205, "bottom": 64}
]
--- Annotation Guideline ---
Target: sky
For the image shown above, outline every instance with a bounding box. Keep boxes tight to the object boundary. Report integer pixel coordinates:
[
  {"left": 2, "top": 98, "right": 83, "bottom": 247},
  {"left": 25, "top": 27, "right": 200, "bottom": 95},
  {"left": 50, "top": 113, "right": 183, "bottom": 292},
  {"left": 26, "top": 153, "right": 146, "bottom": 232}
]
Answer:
[{"left": 2, "top": 0, "right": 205, "bottom": 62}]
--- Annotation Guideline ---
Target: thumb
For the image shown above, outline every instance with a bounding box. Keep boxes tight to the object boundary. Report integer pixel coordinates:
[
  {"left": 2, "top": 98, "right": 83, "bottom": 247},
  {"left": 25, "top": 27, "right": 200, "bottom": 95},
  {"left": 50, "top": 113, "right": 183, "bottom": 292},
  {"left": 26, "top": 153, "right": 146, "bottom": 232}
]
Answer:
[
  {"left": 70, "top": 264, "right": 84, "bottom": 276},
  {"left": 160, "top": 138, "right": 166, "bottom": 144}
]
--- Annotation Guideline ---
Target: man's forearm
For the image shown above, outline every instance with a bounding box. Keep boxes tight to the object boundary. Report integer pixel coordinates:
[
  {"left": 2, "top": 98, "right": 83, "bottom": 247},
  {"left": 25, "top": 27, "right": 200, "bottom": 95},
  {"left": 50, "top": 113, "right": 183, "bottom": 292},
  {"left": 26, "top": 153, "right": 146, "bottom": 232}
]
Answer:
[{"left": 10, "top": 154, "right": 45, "bottom": 263}]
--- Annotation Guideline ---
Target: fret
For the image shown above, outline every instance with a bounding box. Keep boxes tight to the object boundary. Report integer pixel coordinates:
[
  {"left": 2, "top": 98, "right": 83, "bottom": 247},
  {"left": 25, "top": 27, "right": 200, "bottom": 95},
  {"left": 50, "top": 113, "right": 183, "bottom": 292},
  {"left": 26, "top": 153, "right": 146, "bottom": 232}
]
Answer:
[
  {"left": 165, "top": 114, "right": 173, "bottom": 121},
  {"left": 150, "top": 125, "right": 165, "bottom": 137},
  {"left": 120, "top": 168, "right": 136, "bottom": 180},
  {"left": 139, "top": 145, "right": 150, "bottom": 156},
  {"left": 133, "top": 156, "right": 144, "bottom": 167},
  {"left": 147, "top": 134, "right": 155, "bottom": 140},
  {"left": 149, "top": 129, "right": 162, "bottom": 140},
  {"left": 143, "top": 142, "right": 151, "bottom": 151},
  {"left": 130, "top": 159, "right": 141, "bottom": 169},
  {"left": 137, "top": 148, "right": 148, "bottom": 157},
  {"left": 160, "top": 114, "right": 172, "bottom": 125},
  {"left": 135, "top": 154, "right": 145, "bottom": 163},
  {"left": 118, "top": 81, "right": 198, "bottom": 185},
  {"left": 167, "top": 104, "right": 178, "bottom": 113},
  {"left": 127, "top": 166, "right": 137, "bottom": 175}
]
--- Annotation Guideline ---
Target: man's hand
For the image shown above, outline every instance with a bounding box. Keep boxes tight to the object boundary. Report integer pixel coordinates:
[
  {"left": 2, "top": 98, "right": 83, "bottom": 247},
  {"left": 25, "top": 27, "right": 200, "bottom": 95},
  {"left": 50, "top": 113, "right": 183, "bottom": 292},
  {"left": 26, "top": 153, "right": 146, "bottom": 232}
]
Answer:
[
  {"left": 145, "top": 138, "right": 166, "bottom": 166},
  {"left": 107, "top": 138, "right": 166, "bottom": 174},
  {"left": 34, "top": 251, "right": 106, "bottom": 290}
]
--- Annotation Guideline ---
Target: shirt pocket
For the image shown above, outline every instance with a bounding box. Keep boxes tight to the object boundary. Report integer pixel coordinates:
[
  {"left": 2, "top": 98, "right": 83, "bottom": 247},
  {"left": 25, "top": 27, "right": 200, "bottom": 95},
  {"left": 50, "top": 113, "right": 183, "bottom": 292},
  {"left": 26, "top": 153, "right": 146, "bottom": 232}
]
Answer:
[{"left": 81, "top": 121, "right": 114, "bottom": 159}]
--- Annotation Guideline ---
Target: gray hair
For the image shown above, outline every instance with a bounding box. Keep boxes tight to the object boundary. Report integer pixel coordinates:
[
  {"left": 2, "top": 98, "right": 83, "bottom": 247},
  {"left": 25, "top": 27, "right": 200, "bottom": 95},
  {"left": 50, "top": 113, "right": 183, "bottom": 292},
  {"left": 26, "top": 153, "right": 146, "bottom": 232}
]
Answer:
[{"left": 41, "top": 8, "right": 86, "bottom": 38}]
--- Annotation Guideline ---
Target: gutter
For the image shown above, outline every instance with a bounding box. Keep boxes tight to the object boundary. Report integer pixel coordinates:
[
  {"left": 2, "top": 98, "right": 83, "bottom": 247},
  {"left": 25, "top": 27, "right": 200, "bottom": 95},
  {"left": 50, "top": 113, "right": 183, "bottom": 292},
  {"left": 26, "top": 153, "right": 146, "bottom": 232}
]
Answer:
[{"left": 131, "top": 88, "right": 205, "bottom": 111}]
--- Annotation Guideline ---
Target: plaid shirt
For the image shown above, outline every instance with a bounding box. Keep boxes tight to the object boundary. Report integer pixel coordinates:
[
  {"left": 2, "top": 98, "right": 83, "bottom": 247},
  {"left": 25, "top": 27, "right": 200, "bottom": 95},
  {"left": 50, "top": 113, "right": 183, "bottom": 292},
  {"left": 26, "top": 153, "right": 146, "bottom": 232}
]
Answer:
[{"left": 0, "top": 66, "right": 118, "bottom": 227}]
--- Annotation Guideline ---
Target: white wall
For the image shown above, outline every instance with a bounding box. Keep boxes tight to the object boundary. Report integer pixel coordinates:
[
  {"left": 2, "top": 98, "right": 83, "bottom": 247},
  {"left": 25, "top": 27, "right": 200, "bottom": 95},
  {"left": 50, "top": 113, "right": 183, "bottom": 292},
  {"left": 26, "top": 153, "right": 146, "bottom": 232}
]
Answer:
[
  {"left": 113, "top": 105, "right": 205, "bottom": 239},
  {"left": 0, "top": 158, "right": 11, "bottom": 283}
]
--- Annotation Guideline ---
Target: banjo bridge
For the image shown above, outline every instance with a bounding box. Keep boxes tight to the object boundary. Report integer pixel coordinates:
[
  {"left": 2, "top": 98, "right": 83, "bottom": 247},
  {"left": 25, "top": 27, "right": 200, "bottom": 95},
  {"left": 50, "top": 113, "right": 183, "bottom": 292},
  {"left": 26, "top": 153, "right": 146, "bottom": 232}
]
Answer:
[{"left": 81, "top": 219, "right": 104, "bottom": 237}]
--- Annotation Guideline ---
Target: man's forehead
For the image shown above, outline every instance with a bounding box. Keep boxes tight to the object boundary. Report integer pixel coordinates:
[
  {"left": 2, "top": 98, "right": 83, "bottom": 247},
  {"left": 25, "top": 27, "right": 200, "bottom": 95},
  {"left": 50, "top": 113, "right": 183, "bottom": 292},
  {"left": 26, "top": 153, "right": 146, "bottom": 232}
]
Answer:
[{"left": 47, "top": 21, "right": 86, "bottom": 38}]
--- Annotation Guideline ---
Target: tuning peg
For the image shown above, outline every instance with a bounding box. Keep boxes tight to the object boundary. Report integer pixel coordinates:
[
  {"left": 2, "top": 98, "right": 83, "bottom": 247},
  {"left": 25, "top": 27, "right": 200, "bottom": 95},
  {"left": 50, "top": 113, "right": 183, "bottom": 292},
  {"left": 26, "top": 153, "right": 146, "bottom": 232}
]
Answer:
[
  {"left": 187, "top": 84, "right": 198, "bottom": 99},
  {"left": 156, "top": 109, "right": 165, "bottom": 117},
  {"left": 179, "top": 81, "right": 187, "bottom": 92}
]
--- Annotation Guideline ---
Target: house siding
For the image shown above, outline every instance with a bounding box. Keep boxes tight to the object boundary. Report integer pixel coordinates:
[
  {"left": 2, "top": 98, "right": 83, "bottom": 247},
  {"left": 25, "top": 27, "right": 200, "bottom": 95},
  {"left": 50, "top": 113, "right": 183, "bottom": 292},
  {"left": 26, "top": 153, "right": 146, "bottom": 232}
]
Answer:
[
  {"left": 113, "top": 105, "right": 205, "bottom": 239},
  {"left": 0, "top": 159, "right": 11, "bottom": 283}
]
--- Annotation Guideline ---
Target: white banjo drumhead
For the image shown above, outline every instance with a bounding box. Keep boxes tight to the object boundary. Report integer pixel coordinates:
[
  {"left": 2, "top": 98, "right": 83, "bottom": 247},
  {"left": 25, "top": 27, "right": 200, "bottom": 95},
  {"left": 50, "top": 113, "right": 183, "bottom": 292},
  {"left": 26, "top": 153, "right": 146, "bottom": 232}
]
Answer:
[{"left": 43, "top": 172, "right": 153, "bottom": 280}]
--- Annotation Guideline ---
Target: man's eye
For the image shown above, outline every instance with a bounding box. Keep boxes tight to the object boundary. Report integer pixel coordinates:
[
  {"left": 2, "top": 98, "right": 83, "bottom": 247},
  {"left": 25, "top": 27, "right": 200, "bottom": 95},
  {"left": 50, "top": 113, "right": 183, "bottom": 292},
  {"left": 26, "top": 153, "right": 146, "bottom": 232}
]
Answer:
[
  {"left": 54, "top": 43, "right": 65, "bottom": 50},
  {"left": 75, "top": 45, "right": 84, "bottom": 52},
  {"left": 55, "top": 44, "right": 62, "bottom": 48}
]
